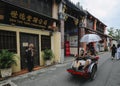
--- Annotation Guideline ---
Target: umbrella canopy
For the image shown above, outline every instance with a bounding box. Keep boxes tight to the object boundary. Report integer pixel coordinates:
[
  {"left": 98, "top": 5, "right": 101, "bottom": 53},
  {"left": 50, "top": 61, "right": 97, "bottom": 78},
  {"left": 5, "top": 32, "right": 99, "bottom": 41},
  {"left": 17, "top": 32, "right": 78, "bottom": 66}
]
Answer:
[{"left": 80, "top": 34, "right": 101, "bottom": 43}]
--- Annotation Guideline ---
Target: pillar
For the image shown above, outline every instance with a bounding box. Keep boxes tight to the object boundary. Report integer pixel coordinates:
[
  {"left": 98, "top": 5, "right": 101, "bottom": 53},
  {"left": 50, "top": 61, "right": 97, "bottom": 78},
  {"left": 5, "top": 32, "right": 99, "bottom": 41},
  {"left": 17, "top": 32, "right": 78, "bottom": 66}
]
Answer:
[
  {"left": 93, "top": 19, "right": 97, "bottom": 51},
  {"left": 80, "top": 27, "right": 86, "bottom": 49},
  {"left": 93, "top": 19, "right": 97, "bottom": 31},
  {"left": 60, "top": 20, "right": 64, "bottom": 63},
  {"left": 58, "top": 1, "right": 64, "bottom": 63}
]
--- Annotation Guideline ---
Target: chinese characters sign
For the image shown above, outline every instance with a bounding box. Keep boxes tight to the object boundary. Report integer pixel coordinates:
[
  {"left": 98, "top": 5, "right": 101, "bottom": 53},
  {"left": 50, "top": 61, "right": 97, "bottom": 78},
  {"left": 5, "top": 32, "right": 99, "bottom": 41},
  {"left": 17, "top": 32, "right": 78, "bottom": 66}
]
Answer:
[
  {"left": 9, "top": 10, "right": 48, "bottom": 28},
  {"left": 4, "top": 5, "right": 57, "bottom": 31}
]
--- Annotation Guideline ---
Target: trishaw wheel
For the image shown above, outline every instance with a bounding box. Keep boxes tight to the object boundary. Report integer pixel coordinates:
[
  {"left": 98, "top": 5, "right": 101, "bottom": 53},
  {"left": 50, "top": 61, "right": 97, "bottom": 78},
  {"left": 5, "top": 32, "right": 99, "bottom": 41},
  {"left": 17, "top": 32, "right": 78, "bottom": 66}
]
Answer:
[{"left": 90, "top": 65, "right": 97, "bottom": 80}]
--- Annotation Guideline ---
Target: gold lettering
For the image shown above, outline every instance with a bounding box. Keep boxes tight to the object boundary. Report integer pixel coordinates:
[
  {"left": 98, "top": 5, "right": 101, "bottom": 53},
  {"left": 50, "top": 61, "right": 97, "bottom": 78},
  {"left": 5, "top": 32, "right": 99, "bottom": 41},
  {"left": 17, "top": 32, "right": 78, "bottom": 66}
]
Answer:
[
  {"left": 38, "top": 19, "right": 43, "bottom": 24},
  {"left": 19, "top": 13, "right": 26, "bottom": 21},
  {"left": 24, "top": 21, "right": 30, "bottom": 25},
  {"left": 10, "top": 11, "right": 18, "bottom": 18},
  {"left": 9, "top": 18, "right": 16, "bottom": 22},
  {"left": 26, "top": 15, "right": 32, "bottom": 22},
  {"left": 32, "top": 17, "right": 38, "bottom": 23},
  {"left": 31, "top": 23, "right": 46, "bottom": 28},
  {"left": 43, "top": 20, "right": 48, "bottom": 25}
]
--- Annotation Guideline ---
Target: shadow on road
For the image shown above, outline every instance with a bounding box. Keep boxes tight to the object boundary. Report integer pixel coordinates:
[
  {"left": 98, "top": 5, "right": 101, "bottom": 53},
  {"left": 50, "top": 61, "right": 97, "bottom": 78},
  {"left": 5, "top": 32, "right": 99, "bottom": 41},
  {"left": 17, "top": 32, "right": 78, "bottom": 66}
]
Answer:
[{"left": 67, "top": 74, "right": 92, "bottom": 85}]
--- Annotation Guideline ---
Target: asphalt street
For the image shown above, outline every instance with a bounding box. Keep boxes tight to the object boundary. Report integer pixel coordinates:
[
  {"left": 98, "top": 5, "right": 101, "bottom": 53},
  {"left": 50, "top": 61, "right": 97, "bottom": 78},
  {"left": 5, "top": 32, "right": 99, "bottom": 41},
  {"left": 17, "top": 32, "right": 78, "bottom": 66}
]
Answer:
[{"left": 1, "top": 52, "right": 120, "bottom": 86}]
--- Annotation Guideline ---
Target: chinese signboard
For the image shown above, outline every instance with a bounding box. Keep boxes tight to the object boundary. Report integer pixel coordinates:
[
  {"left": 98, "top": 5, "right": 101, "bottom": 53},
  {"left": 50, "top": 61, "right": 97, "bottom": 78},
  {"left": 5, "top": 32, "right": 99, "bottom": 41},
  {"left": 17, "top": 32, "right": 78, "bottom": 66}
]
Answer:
[{"left": 3, "top": 5, "right": 57, "bottom": 31}]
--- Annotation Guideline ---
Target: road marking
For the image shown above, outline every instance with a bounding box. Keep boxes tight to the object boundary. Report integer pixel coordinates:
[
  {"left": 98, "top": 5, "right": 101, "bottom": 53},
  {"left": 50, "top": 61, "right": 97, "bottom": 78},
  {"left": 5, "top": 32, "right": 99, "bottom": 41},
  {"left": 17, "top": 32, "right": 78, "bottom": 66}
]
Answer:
[{"left": 0, "top": 80, "right": 17, "bottom": 86}]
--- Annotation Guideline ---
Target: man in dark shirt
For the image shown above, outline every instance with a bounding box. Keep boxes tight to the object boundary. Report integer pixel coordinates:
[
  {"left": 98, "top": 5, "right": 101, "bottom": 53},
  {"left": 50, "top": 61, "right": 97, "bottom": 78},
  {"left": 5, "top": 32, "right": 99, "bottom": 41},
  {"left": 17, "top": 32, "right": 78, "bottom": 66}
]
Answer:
[{"left": 25, "top": 43, "right": 35, "bottom": 72}]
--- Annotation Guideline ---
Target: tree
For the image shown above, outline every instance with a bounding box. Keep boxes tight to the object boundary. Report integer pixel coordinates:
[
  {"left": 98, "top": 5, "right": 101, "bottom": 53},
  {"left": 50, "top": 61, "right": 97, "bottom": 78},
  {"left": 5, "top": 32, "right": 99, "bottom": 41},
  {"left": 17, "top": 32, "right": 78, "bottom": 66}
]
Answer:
[
  {"left": 115, "top": 29, "right": 120, "bottom": 40},
  {"left": 107, "top": 27, "right": 120, "bottom": 40},
  {"left": 107, "top": 27, "right": 115, "bottom": 38}
]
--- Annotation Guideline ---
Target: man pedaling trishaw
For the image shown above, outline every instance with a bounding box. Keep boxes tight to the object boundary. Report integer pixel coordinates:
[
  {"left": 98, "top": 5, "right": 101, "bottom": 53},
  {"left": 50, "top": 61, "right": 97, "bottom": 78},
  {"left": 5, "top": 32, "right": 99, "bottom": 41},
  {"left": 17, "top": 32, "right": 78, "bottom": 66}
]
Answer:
[
  {"left": 72, "top": 49, "right": 97, "bottom": 71},
  {"left": 67, "top": 49, "right": 99, "bottom": 80}
]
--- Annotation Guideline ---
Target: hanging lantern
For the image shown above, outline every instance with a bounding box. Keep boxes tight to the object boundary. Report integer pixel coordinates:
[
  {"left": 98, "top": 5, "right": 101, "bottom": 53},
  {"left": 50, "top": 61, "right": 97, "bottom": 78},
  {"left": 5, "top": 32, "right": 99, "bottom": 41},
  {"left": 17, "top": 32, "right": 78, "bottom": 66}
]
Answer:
[
  {"left": 74, "top": 19, "right": 78, "bottom": 25},
  {"left": 81, "top": 16, "right": 85, "bottom": 23},
  {"left": 63, "top": 5, "right": 67, "bottom": 13},
  {"left": 52, "top": 22, "right": 56, "bottom": 28},
  {"left": 51, "top": 22, "right": 57, "bottom": 31},
  {"left": 64, "top": 15, "right": 68, "bottom": 21}
]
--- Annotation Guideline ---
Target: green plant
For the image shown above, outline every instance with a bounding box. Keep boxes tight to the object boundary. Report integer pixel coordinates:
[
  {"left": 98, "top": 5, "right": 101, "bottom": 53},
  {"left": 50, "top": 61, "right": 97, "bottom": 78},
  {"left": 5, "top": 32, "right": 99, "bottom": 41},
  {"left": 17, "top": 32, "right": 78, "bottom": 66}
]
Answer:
[
  {"left": 0, "top": 49, "right": 17, "bottom": 69},
  {"left": 42, "top": 49, "right": 54, "bottom": 61}
]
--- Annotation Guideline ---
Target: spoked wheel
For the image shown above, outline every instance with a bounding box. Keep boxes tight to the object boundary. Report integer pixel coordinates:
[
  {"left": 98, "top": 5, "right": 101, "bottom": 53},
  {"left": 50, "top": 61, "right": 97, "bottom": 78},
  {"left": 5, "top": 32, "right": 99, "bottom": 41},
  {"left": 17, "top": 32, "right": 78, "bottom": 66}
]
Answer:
[{"left": 90, "top": 65, "right": 97, "bottom": 80}]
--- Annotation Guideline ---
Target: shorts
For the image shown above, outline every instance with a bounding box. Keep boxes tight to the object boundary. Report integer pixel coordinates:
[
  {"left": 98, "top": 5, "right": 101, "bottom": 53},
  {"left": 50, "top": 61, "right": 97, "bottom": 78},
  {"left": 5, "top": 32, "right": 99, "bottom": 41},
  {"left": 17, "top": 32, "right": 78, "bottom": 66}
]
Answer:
[{"left": 78, "top": 59, "right": 91, "bottom": 65}]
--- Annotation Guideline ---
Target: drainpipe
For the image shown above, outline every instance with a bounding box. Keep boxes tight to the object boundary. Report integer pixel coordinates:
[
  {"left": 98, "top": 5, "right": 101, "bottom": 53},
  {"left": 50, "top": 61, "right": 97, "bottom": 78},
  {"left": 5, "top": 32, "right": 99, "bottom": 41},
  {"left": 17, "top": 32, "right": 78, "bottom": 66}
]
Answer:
[{"left": 78, "top": 23, "right": 80, "bottom": 56}]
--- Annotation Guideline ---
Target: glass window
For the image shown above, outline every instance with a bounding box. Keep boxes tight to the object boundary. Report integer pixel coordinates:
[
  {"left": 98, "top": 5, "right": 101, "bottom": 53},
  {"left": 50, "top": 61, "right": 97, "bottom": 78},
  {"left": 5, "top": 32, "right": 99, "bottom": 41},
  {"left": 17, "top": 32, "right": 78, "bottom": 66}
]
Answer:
[
  {"left": 0, "top": 30, "right": 17, "bottom": 53},
  {"left": 41, "top": 35, "right": 51, "bottom": 50}
]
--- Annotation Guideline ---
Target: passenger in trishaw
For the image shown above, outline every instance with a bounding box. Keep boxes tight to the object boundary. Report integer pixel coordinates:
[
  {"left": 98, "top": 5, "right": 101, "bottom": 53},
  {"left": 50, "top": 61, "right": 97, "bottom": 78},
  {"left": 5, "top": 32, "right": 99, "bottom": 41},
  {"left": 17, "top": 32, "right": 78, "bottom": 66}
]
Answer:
[{"left": 72, "top": 49, "right": 96, "bottom": 71}]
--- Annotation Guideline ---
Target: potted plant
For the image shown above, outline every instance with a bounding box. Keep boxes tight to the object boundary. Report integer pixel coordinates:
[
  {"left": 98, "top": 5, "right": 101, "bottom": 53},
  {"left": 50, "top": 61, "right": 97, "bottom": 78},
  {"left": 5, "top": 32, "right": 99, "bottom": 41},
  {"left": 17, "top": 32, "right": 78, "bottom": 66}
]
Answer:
[
  {"left": 42, "top": 49, "right": 54, "bottom": 66},
  {"left": 0, "top": 49, "right": 17, "bottom": 78}
]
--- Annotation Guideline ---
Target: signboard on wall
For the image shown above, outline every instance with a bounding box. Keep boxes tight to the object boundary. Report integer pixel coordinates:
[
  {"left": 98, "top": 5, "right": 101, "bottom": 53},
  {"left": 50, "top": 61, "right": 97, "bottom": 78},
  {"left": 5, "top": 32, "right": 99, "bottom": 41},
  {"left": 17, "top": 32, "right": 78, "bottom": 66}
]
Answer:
[
  {"left": 3, "top": 4, "right": 58, "bottom": 31},
  {"left": 69, "top": 36, "right": 78, "bottom": 47}
]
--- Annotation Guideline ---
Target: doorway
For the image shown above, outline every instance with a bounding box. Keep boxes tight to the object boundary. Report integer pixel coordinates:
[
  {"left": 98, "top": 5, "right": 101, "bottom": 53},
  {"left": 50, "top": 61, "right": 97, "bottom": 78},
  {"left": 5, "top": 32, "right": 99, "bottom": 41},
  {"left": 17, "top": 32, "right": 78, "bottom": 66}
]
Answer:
[
  {"left": 64, "top": 17, "right": 78, "bottom": 56},
  {"left": 20, "top": 33, "right": 39, "bottom": 69}
]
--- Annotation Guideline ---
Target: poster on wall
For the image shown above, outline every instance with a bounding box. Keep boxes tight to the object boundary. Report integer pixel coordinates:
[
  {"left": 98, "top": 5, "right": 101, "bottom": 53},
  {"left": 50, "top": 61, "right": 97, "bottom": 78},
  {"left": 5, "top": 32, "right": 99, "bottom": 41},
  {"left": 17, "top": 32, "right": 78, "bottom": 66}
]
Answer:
[{"left": 69, "top": 36, "right": 78, "bottom": 47}]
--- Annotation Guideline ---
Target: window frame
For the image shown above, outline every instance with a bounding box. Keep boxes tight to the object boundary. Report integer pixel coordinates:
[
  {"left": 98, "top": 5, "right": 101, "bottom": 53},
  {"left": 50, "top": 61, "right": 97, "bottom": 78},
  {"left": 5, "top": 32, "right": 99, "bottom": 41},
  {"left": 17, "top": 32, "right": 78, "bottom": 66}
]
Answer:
[
  {"left": 41, "top": 35, "right": 51, "bottom": 51},
  {"left": 0, "top": 30, "right": 17, "bottom": 53}
]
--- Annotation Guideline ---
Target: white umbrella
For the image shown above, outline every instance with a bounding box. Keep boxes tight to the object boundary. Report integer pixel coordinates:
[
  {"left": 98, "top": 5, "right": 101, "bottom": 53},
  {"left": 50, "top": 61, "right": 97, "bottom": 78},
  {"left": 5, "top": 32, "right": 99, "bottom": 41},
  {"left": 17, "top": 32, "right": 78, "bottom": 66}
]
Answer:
[{"left": 80, "top": 34, "right": 101, "bottom": 43}]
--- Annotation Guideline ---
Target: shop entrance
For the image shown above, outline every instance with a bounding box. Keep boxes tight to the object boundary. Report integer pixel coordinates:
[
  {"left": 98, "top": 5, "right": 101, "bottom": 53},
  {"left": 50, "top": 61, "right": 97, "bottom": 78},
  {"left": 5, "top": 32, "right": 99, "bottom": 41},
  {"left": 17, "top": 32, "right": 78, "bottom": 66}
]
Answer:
[
  {"left": 64, "top": 17, "right": 78, "bottom": 56},
  {"left": 20, "top": 33, "right": 39, "bottom": 69}
]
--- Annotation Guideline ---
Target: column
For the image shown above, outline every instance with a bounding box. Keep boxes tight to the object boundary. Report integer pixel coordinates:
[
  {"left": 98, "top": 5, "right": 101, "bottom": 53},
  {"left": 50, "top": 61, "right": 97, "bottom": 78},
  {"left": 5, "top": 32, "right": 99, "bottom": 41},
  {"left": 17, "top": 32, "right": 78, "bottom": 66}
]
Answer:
[
  {"left": 60, "top": 20, "right": 64, "bottom": 63},
  {"left": 93, "top": 19, "right": 97, "bottom": 31},
  {"left": 59, "top": 1, "right": 64, "bottom": 63},
  {"left": 93, "top": 19, "right": 97, "bottom": 51},
  {"left": 104, "top": 26, "right": 107, "bottom": 51},
  {"left": 79, "top": 17, "right": 86, "bottom": 52}
]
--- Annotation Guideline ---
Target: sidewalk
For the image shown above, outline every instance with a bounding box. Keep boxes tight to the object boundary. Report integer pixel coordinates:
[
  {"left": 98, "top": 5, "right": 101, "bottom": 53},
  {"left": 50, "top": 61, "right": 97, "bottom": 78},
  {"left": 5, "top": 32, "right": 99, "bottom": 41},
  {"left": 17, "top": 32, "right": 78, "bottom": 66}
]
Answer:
[
  {"left": 64, "top": 56, "right": 74, "bottom": 63},
  {"left": 0, "top": 57, "right": 75, "bottom": 85},
  {"left": 0, "top": 51, "right": 108, "bottom": 86}
]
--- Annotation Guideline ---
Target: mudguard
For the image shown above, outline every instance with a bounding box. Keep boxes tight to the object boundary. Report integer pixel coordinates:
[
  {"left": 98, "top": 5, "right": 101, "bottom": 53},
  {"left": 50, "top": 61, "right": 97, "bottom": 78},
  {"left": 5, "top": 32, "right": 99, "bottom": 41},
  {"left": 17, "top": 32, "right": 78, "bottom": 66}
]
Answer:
[{"left": 88, "top": 63, "right": 97, "bottom": 73}]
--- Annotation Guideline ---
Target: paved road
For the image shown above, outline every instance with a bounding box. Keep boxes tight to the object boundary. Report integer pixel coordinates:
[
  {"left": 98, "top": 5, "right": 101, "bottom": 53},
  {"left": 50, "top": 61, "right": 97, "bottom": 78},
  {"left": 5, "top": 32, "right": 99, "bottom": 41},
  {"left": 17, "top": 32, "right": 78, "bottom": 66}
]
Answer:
[{"left": 1, "top": 52, "right": 120, "bottom": 86}]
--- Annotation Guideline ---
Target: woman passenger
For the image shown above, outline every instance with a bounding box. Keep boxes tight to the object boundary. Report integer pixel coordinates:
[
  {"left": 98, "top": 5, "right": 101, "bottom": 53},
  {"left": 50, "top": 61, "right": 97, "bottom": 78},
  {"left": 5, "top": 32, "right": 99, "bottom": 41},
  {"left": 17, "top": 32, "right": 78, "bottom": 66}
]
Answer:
[{"left": 73, "top": 50, "right": 96, "bottom": 71}]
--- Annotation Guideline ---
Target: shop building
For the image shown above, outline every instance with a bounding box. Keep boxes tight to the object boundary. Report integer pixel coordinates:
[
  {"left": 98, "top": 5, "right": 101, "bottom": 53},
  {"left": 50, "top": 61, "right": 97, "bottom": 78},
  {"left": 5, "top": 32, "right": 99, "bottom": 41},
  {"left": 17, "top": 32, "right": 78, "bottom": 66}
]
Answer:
[
  {"left": 58, "top": 0, "right": 107, "bottom": 58},
  {"left": 0, "top": 0, "right": 61, "bottom": 73},
  {"left": 82, "top": 11, "right": 107, "bottom": 52},
  {"left": 58, "top": 0, "right": 107, "bottom": 61},
  {"left": 58, "top": 0, "right": 86, "bottom": 61},
  {"left": 0, "top": 0, "right": 108, "bottom": 74}
]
